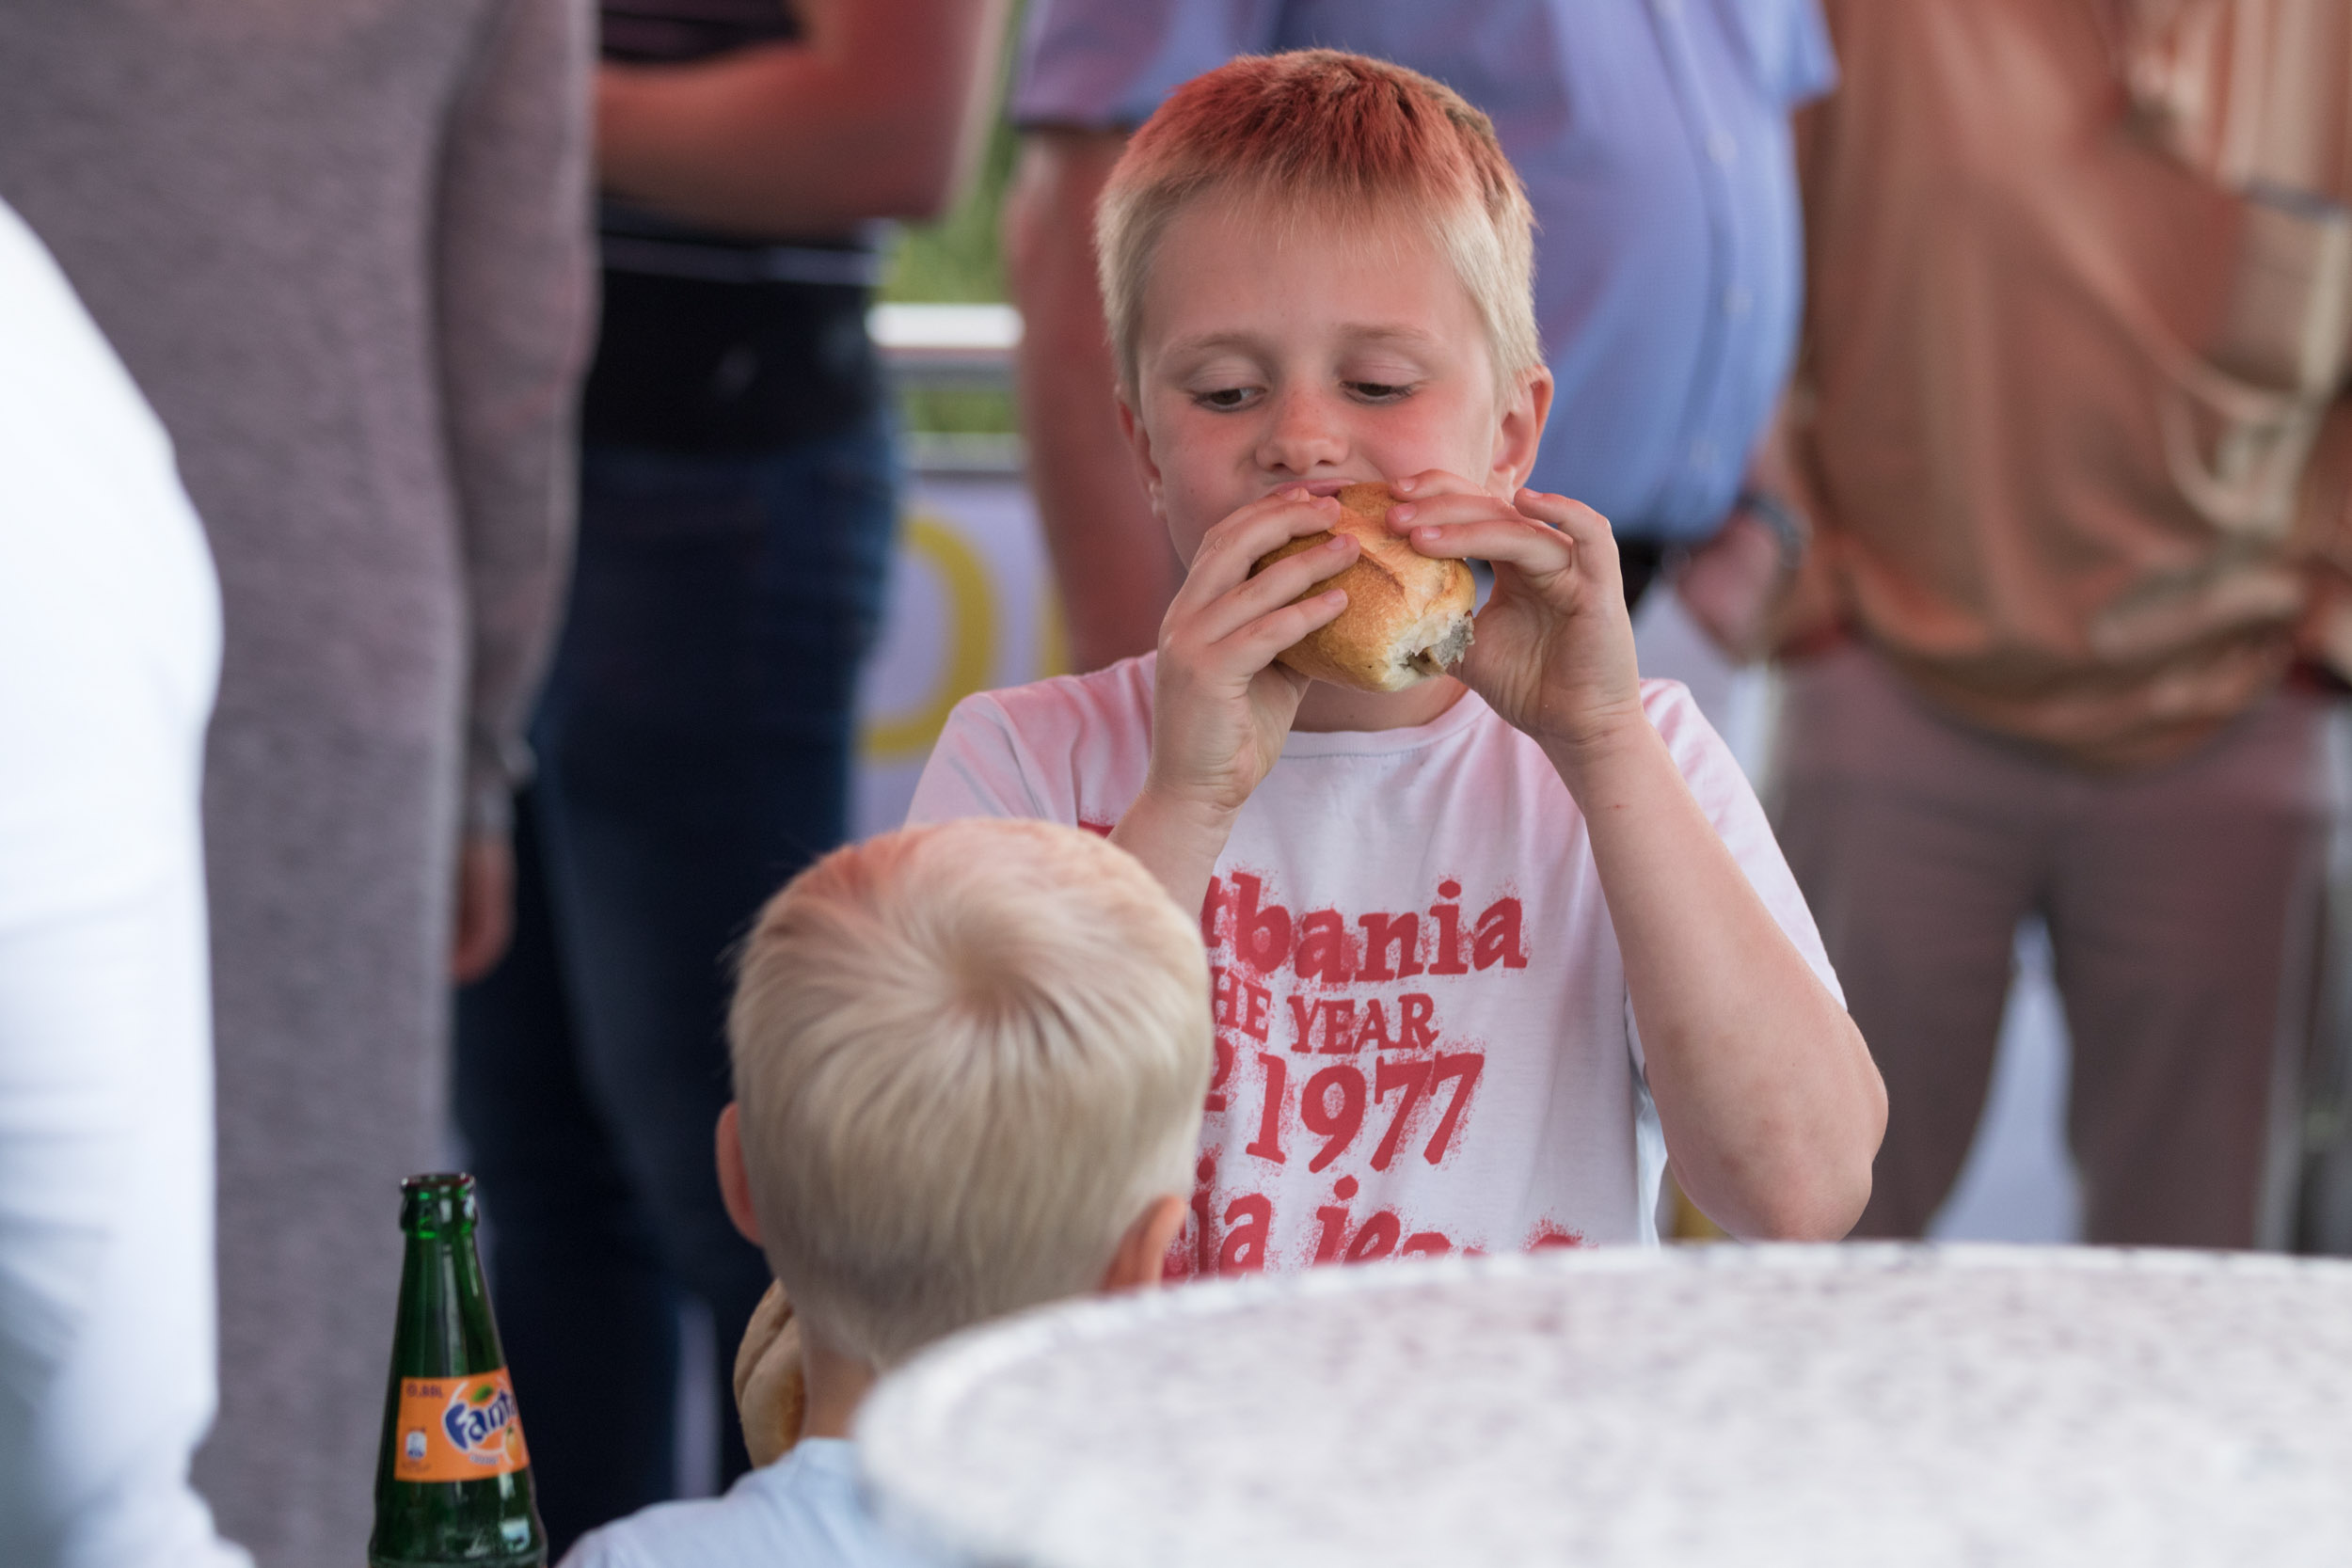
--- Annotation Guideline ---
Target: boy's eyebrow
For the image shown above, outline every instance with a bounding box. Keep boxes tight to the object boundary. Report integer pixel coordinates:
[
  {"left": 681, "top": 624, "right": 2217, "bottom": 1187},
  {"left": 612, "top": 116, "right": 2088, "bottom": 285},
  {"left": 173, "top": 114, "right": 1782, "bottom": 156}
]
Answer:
[
  {"left": 1333, "top": 323, "right": 1445, "bottom": 349},
  {"left": 1159, "top": 324, "right": 1446, "bottom": 361},
  {"left": 1158, "top": 330, "right": 1266, "bottom": 360}
]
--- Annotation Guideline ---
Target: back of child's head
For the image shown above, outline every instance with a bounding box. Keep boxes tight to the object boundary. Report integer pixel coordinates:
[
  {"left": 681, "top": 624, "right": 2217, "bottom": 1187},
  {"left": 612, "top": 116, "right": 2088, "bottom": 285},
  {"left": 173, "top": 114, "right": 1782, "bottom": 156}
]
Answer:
[
  {"left": 1097, "top": 48, "right": 1540, "bottom": 397},
  {"left": 727, "top": 817, "right": 1213, "bottom": 1369}
]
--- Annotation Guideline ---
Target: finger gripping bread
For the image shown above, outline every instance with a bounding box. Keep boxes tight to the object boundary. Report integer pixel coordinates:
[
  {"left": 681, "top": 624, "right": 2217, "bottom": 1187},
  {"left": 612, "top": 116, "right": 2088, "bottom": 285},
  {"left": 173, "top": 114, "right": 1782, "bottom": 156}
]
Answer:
[{"left": 1251, "top": 482, "right": 1475, "bottom": 691}]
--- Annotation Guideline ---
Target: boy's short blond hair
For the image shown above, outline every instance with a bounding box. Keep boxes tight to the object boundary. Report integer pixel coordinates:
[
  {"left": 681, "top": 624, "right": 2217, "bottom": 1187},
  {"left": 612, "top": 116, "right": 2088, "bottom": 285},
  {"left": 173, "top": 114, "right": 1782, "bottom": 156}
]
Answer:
[
  {"left": 727, "top": 818, "right": 1213, "bottom": 1369},
  {"left": 1097, "top": 48, "right": 1542, "bottom": 400}
]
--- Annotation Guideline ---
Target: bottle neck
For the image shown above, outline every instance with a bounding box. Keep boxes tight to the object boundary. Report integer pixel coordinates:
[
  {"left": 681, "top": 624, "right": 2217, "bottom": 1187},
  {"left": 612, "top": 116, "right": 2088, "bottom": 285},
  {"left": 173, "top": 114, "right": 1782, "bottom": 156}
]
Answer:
[{"left": 389, "top": 1229, "right": 505, "bottom": 1377}]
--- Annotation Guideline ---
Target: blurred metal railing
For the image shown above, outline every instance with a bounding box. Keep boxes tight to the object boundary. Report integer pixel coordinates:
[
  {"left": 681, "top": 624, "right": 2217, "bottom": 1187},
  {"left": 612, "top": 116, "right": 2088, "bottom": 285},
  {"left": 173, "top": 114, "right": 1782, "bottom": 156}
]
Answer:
[{"left": 870, "top": 302, "right": 1025, "bottom": 476}]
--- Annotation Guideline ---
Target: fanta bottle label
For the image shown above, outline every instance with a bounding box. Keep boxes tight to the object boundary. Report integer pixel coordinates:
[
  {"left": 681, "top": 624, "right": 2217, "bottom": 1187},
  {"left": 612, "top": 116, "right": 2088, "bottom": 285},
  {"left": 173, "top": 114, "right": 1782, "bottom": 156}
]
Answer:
[{"left": 390, "top": 1368, "right": 530, "bottom": 1482}]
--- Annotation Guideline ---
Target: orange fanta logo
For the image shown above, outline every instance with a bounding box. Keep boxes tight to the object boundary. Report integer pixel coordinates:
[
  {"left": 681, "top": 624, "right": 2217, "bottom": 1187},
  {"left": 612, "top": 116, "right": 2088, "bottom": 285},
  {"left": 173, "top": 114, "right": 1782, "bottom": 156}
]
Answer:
[
  {"left": 442, "top": 1377, "right": 517, "bottom": 1461},
  {"left": 392, "top": 1369, "right": 529, "bottom": 1482}
]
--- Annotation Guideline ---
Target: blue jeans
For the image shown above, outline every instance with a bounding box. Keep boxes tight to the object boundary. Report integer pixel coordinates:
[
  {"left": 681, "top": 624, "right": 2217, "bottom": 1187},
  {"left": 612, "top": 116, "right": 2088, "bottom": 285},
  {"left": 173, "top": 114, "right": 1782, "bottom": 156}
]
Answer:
[{"left": 453, "top": 425, "right": 896, "bottom": 1555}]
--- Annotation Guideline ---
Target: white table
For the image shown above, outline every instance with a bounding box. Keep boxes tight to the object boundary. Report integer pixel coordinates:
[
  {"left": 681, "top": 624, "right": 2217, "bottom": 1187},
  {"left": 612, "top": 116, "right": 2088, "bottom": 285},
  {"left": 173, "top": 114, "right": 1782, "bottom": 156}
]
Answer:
[{"left": 858, "top": 1244, "right": 2352, "bottom": 1567}]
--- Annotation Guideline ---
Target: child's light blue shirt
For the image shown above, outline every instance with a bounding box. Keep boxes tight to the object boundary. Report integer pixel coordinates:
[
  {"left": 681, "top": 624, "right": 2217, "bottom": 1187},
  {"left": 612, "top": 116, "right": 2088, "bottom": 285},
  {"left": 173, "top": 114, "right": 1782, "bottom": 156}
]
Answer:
[{"left": 559, "top": 1439, "right": 953, "bottom": 1568}]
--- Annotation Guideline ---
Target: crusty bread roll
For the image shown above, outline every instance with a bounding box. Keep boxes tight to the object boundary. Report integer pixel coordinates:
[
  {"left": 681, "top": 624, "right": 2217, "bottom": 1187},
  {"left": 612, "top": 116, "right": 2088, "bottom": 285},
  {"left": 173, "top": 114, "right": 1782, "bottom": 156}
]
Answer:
[
  {"left": 733, "top": 1280, "right": 805, "bottom": 1468},
  {"left": 1251, "top": 482, "right": 1474, "bottom": 691}
]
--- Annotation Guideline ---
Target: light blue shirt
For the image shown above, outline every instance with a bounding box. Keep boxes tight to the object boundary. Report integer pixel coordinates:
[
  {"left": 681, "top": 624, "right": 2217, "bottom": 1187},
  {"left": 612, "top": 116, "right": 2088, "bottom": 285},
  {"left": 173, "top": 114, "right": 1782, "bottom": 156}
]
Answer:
[
  {"left": 1014, "top": 0, "right": 1835, "bottom": 544},
  {"left": 558, "top": 1439, "right": 953, "bottom": 1568}
]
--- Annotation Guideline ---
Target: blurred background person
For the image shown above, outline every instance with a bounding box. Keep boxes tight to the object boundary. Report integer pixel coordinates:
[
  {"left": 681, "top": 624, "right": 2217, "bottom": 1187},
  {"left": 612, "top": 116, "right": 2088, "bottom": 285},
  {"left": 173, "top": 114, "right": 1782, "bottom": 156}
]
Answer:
[
  {"left": 0, "top": 198, "right": 249, "bottom": 1568},
  {"left": 453, "top": 0, "right": 1008, "bottom": 1551},
  {"left": 1772, "top": 0, "right": 2352, "bottom": 1247},
  {"left": 0, "top": 6, "right": 595, "bottom": 1564},
  {"left": 1003, "top": 0, "right": 1834, "bottom": 717}
]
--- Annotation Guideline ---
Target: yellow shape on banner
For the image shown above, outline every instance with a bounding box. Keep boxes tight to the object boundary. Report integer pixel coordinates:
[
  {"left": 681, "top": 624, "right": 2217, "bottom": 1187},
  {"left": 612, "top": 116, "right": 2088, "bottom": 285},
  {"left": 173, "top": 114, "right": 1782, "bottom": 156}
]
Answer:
[{"left": 862, "top": 512, "right": 996, "bottom": 762}]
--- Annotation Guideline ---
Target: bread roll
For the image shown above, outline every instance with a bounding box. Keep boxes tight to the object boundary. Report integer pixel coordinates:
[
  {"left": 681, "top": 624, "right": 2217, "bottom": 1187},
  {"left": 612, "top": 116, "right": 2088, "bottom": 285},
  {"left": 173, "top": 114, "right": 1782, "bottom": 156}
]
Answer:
[
  {"left": 733, "top": 1280, "right": 805, "bottom": 1468},
  {"left": 1252, "top": 482, "right": 1474, "bottom": 691}
]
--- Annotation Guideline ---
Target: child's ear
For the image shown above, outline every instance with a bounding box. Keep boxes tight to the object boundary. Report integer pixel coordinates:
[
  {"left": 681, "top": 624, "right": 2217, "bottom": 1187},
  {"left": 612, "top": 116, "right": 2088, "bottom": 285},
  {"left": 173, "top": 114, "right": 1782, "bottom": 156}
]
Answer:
[
  {"left": 1098, "top": 1195, "right": 1188, "bottom": 1293},
  {"left": 1490, "top": 366, "right": 1554, "bottom": 496},
  {"left": 1118, "top": 395, "right": 1168, "bottom": 515},
  {"left": 714, "top": 1102, "right": 764, "bottom": 1248}
]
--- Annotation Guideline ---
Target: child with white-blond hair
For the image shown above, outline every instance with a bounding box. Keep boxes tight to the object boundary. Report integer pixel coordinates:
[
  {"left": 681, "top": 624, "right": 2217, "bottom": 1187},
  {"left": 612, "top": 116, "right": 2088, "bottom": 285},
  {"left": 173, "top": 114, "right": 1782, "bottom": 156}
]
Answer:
[
  {"left": 561, "top": 817, "right": 1213, "bottom": 1568},
  {"left": 911, "top": 50, "right": 1885, "bottom": 1265}
]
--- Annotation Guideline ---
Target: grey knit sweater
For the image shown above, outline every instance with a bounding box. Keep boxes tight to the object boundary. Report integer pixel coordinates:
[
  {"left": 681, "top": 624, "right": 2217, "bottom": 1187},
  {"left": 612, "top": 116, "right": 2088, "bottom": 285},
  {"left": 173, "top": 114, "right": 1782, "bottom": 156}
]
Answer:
[{"left": 0, "top": 4, "right": 594, "bottom": 1563}]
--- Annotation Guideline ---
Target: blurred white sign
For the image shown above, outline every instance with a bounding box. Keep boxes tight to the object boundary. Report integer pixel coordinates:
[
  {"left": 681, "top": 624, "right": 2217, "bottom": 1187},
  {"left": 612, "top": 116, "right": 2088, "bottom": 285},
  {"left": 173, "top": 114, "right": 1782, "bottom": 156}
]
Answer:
[{"left": 852, "top": 471, "right": 1063, "bottom": 837}]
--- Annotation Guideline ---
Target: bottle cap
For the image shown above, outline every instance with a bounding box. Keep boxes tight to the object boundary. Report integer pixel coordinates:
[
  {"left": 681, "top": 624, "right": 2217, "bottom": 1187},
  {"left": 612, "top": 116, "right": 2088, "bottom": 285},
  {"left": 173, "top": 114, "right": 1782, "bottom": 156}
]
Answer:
[{"left": 400, "top": 1172, "right": 479, "bottom": 1237}]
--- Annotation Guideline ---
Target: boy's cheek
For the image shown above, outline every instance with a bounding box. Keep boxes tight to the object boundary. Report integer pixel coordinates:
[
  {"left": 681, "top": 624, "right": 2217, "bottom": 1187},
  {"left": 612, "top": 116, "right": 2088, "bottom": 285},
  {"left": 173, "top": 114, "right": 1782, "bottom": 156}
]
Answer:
[
  {"left": 1159, "top": 484, "right": 1229, "bottom": 567},
  {"left": 1178, "top": 525, "right": 1224, "bottom": 572}
]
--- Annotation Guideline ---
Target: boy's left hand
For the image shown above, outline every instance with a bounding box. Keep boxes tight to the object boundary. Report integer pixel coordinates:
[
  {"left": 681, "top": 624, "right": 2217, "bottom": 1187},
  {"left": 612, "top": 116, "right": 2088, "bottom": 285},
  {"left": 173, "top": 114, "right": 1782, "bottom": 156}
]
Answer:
[{"left": 1388, "top": 472, "right": 1645, "bottom": 760}]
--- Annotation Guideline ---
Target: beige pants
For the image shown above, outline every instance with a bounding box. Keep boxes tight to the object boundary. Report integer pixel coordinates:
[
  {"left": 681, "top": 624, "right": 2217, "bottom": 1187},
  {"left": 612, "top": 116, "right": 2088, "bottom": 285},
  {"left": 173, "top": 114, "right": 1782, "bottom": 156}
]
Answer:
[{"left": 1770, "top": 644, "right": 2335, "bottom": 1246}]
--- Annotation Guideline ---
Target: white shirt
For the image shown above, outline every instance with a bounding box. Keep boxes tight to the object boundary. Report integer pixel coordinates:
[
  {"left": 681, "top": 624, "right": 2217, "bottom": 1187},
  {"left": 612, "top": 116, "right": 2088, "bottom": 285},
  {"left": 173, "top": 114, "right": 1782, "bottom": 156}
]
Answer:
[
  {"left": 560, "top": 1439, "right": 953, "bottom": 1568},
  {"left": 910, "top": 658, "right": 1841, "bottom": 1267},
  {"left": 0, "top": 199, "right": 247, "bottom": 1567}
]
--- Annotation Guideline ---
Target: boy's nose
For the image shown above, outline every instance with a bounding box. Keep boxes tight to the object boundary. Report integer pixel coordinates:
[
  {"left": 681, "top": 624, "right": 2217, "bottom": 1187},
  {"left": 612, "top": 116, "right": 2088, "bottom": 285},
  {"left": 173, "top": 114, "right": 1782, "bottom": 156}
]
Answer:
[{"left": 1254, "top": 389, "right": 1349, "bottom": 478}]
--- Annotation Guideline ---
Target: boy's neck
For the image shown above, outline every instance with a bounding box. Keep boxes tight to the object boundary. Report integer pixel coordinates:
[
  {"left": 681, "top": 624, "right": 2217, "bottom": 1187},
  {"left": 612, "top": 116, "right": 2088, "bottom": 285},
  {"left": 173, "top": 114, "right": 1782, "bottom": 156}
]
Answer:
[
  {"left": 799, "top": 1338, "right": 878, "bottom": 1441},
  {"left": 1291, "top": 673, "right": 1468, "bottom": 733}
]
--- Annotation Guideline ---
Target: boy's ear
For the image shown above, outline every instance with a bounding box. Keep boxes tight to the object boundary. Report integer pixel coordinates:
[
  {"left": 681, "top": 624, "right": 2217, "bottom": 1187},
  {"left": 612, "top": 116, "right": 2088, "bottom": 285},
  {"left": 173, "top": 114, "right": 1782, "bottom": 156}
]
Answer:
[
  {"left": 1490, "top": 367, "right": 1554, "bottom": 495},
  {"left": 1118, "top": 396, "right": 1167, "bottom": 515},
  {"left": 1098, "top": 1195, "right": 1188, "bottom": 1293},
  {"left": 715, "top": 1102, "right": 764, "bottom": 1248}
]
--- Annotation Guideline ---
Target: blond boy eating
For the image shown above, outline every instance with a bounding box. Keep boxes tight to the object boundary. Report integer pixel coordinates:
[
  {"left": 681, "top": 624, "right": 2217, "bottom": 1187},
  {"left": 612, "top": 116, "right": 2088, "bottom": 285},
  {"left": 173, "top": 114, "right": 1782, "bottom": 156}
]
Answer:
[
  {"left": 911, "top": 51, "right": 1884, "bottom": 1262},
  {"left": 561, "top": 818, "right": 1211, "bottom": 1566}
]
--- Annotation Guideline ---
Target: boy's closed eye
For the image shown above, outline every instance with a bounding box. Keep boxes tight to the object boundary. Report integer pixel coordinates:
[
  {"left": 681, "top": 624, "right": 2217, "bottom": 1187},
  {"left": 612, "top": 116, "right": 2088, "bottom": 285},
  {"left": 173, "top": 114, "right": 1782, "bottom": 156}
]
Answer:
[
  {"left": 1185, "top": 379, "right": 1420, "bottom": 410},
  {"left": 1191, "top": 384, "right": 1263, "bottom": 412}
]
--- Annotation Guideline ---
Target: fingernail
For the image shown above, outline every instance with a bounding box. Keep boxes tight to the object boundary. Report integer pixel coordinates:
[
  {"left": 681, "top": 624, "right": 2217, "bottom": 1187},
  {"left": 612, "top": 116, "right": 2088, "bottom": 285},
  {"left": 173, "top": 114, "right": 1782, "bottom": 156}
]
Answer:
[
  {"left": 1391, "top": 503, "right": 1418, "bottom": 524},
  {"left": 1394, "top": 477, "right": 1417, "bottom": 494},
  {"left": 1326, "top": 534, "right": 1352, "bottom": 550},
  {"left": 1417, "top": 526, "right": 1443, "bottom": 543}
]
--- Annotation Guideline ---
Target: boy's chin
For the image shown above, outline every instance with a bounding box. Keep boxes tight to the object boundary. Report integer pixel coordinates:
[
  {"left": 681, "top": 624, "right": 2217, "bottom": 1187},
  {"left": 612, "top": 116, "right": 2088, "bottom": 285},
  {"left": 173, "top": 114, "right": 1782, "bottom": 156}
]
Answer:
[
  {"left": 1294, "top": 672, "right": 1470, "bottom": 727},
  {"left": 1311, "top": 671, "right": 1466, "bottom": 694}
]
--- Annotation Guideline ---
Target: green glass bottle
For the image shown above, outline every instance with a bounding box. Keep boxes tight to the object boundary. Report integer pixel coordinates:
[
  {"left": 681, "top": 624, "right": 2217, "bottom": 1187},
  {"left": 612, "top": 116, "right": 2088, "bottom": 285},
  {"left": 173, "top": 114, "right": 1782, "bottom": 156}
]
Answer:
[{"left": 368, "top": 1173, "right": 547, "bottom": 1568}]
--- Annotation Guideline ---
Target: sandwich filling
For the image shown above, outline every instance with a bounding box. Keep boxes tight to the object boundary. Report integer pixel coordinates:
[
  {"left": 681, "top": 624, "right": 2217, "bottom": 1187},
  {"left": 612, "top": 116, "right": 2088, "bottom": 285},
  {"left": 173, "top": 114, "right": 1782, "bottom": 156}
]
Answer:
[{"left": 1407, "top": 610, "right": 1474, "bottom": 680}]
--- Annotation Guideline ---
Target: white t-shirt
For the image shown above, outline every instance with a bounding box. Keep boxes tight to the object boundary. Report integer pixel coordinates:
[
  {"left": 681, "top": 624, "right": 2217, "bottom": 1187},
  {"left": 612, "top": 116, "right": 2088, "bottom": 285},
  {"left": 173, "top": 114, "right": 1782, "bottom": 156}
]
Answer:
[
  {"left": 0, "top": 198, "right": 247, "bottom": 1566},
  {"left": 560, "top": 1439, "right": 953, "bottom": 1568},
  {"left": 909, "top": 658, "right": 1841, "bottom": 1268}
]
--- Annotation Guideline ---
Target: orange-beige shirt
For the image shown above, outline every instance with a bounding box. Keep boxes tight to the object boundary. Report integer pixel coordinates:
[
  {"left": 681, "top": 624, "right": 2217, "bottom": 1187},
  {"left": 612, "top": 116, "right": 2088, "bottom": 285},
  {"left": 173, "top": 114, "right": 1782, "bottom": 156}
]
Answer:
[{"left": 1793, "top": 0, "right": 2352, "bottom": 766}]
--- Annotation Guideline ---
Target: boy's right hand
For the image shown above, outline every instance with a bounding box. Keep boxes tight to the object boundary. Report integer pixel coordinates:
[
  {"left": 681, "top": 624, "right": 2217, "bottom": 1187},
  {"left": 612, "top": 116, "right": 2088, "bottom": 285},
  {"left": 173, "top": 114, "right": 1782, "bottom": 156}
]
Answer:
[{"left": 1140, "top": 487, "right": 1359, "bottom": 823}]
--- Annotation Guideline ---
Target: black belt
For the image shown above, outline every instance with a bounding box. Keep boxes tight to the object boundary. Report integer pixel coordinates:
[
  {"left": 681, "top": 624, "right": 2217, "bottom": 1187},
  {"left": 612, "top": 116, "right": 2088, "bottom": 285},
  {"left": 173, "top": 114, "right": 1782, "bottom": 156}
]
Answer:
[
  {"left": 582, "top": 269, "right": 883, "bottom": 453},
  {"left": 599, "top": 233, "right": 887, "bottom": 289}
]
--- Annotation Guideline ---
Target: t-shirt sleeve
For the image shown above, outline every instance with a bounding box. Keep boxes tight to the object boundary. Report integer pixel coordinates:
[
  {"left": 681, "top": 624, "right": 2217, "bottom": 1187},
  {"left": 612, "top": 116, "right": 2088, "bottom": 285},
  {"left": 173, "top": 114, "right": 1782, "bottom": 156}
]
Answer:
[
  {"left": 1645, "top": 680, "right": 1845, "bottom": 1007},
  {"left": 905, "top": 693, "right": 1057, "bottom": 826},
  {"left": 1010, "top": 0, "right": 1284, "bottom": 130}
]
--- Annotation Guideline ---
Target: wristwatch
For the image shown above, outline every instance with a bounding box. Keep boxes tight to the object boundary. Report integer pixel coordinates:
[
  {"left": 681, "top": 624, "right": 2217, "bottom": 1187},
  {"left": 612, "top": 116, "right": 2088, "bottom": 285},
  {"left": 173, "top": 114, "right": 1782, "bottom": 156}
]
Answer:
[{"left": 1735, "top": 486, "right": 1807, "bottom": 574}]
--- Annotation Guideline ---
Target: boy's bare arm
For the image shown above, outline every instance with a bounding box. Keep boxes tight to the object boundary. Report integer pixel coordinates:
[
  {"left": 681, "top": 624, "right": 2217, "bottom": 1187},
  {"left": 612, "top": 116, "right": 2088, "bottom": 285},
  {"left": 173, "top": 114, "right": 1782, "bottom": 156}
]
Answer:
[
  {"left": 1551, "top": 722, "right": 1883, "bottom": 1240},
  {"left": 1004, "top": 131, "right": 1184, "bottom": 671},
  {"left": 1399, "top": 479, "right": 1885, "bottom": 1240},
  {"left": 1111, "top": 490, "right": 1358, "bottom": 917}
]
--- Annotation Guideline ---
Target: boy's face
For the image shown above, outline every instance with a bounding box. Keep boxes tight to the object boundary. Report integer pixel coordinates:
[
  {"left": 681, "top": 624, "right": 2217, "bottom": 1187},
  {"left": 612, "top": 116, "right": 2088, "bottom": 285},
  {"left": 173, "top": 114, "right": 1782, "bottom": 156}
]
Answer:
[{"left": 1120, "top": 190, "right": 1549, "bottom": 562}]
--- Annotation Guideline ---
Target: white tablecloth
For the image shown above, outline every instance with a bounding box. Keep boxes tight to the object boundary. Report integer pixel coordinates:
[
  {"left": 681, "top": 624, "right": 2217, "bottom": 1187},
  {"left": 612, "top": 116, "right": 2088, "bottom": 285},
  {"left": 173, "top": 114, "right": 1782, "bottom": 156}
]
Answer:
[{"left": 859, "top": 1243, "right": 2352, "bottom": 1567}]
